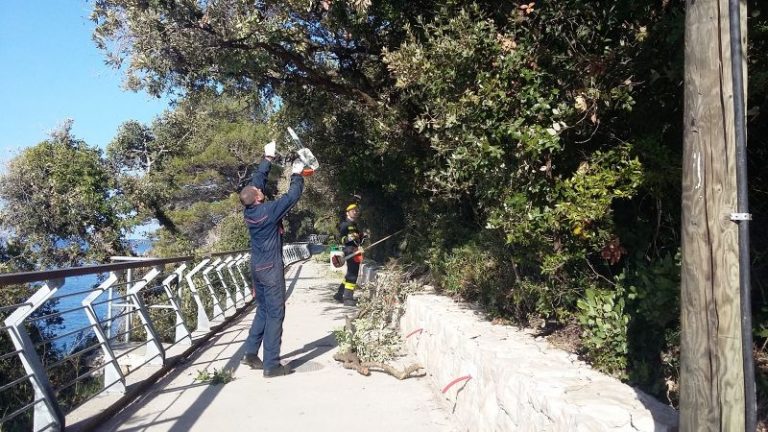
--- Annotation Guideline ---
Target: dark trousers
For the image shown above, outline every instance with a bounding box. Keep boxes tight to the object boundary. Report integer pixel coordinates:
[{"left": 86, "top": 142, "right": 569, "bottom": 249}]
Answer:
[
  {"left": 345, "top": 259, "right": 360, "bottom": 285},
  {"left": 342, "top": 245, "right": 360, "bottom": 288},
  {"left": 243, "top": 262, "right": 286, "bottom": 370}
]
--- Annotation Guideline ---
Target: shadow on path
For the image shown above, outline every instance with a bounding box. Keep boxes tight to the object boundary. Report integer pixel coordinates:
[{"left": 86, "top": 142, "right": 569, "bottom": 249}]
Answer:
[
  {"left": 285, "top": 263, "right": 304, "bottom": 300},
  {"left": 164, "top": 345, "right": 247, "bottom": 432},
  {"left": 93, "top": 321, "right": 250, "bottom": 432},
  {"left": 281, "top": 333, "right": 338, "bottom": 369}
]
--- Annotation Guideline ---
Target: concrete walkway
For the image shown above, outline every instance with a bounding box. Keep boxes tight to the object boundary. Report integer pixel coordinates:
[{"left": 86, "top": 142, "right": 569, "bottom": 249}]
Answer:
[{"left": 94, "top": 260, "right": 455, "bottom": 432}]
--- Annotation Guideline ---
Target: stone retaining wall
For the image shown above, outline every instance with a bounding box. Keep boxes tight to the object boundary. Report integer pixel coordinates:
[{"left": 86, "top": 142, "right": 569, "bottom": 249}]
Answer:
[{"left": 400, "top": 293, "right": 679, "bottom": 432}]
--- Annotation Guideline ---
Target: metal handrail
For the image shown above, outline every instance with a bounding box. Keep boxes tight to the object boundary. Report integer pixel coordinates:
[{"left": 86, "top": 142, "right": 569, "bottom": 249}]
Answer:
[
  {"left": 26, "top": 305, "right": 88, "bottom": 323},
  {"left": 1, "top": 398, "right": 48, "bottom": 425},
  {"left": 208, "top": 249, "right": 250, "bottom": 258},
  {"left": 34, "top": 325, "right": 97, "bottom": 348},
  {"left": 0, "top": 243, "right": 312, "bottom": 432},
  {"left": 96, "top": 309, "right": 132, "bottom": 327},
  {"left": 90, "top": 294, "right": 132, "bottom": 308},
  {"left": 51, "top": 286, "right": 106, "bottom": 300},
  {"left": 0, "top": 373, "right": 34, "bottom": 393},
  {"left": 107, "top": 329, "right": 132, "bottom": 343},
  {"left": 0, "top": 301, "right": 34, "bottom": 312},
  {"left": 0, "top": 348, "right": 24, "bottom": 361},
  {"left": 0, "top": 256, "right": 194, "bottom": 286},
  {"left": 54, "top": 361, "right": 113, "bottom": 395},
  {"left": 45, "top": 343, "right": 102, "bottom": 371}
]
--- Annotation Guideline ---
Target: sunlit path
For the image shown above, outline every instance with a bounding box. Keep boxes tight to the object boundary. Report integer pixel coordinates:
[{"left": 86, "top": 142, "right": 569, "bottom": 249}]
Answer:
[{"left": 88, "top": 260, "right": 454, "bottom": 432}]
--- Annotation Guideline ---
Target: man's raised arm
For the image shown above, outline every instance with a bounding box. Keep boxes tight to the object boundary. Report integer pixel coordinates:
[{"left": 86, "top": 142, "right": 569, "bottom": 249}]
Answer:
[{"left": 250, "top": 141, "right": 277, "bottom": 190}]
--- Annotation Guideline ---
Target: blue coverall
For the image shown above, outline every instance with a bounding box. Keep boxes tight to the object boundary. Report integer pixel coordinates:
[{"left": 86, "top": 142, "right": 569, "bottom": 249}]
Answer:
[{"left": 242, "top": 158, "right": 304, "bottom": 370}]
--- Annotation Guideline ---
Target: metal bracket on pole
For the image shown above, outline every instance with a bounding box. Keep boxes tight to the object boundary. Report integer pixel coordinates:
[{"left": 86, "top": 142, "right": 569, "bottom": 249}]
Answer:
[
  {"left": 730, "top": 212, "right": 752, "bottom": 221},
  {"left": 282, "top": 245, "right": 296, "bottom": 264},
  {"left": 4, "top": 280, "right": 66, "bottom": 432},
  {"left": 161, "top": 264, "right": 192, "bottom": 346},
  {"left": 227, "top": 254, "right": 246, "bottom": 308},
  {"left": 203, "top": 258, "right": 225, "bottom": 322},
  {"left": 215, "top": 256, "right": 236, "bottom": 316},
  {"left": 82, "top": 272, "right": 126, "bottom": 394},
  {"left": 236, "top": 254, "right": 252, "bottom": 302},
  {"left": 127, "top": 267, "right": 166, "bottom": 366},
  {"left": 184, "top": 258, "right": 211, "bottom": 333}
]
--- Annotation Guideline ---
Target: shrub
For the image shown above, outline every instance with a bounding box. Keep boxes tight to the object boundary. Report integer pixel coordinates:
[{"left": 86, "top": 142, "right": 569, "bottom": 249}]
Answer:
[{"left": 576, "top": 286, "right": 630, "bottom": 377}]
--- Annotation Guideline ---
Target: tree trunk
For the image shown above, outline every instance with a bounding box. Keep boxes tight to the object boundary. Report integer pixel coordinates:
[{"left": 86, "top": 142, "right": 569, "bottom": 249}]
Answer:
[{"left": 680, "top": 0, "right": 748, "bottom": 431}]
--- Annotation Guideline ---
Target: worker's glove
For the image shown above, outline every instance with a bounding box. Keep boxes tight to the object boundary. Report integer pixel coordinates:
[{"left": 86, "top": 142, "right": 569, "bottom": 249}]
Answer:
[
  {"left": 291, "top": 159, "right": 306, "bottom": 175},
  {"left": 352, "top": 247, "right": 364, "bottom": 263},
  {"left": 264, "top": 141, "right": 276, "bottom": 158}
]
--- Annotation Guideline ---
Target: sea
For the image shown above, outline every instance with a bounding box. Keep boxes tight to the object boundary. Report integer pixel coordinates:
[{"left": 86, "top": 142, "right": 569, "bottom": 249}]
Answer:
[{"left": 32, "top": 239, "right": 154, "bottom": 353}]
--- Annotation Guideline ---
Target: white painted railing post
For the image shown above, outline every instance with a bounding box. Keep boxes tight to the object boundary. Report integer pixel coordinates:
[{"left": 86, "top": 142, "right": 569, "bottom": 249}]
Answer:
[
  {"left": 3, "top": 281, "right": 65, "bottom": 432},
  {"left": 282, "top": 244, "right": 310, "bottom": 266},
  {"left": 124, "top": 269, "right": 133, "bottom": 343},
  {"left": 127, "top": 267, "right": 165, "bottom": 366},
  {"left": 215, "top": 256, "right": 236, "bottom": 317},
  {"left": 202, "top": 258, "right": 225, "bottom": 322},
  {"left": 236, "top": 254, "right": 252, "bottom": 302},
  {"left": 184, "top": 259, "right": 212, "bottom": 333},
  {"left": 161, "top": 265, "right": 192, "bottom": 346},
  {"left": 227, "top": 254, "right": 246, "bottom": 308},
  {"left": 82, "top": 272, "right": 126, "bottom": 394}
]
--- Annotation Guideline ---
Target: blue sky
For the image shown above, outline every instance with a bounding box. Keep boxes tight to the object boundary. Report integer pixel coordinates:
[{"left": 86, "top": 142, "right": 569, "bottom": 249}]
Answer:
[{"left": 0, "top": 1, "right": 170, "bottom": 168}]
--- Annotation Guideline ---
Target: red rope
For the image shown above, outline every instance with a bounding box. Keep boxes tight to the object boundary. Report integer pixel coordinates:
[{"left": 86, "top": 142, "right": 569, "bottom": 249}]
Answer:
[
  {"left": 441, "top": 375, "right": 472, "bottom": 393},
  {"left": 405, "top": 328, "right": 423, "bottom": 339}
]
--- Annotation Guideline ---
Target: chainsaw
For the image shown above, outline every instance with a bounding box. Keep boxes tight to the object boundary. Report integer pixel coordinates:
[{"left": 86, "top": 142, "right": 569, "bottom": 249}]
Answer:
[
  {"left": 286, "top": 127, "right": 319, "bottom": 176},
  {"left": 237, "top": 126, "right": 320, "bottom": 190}
]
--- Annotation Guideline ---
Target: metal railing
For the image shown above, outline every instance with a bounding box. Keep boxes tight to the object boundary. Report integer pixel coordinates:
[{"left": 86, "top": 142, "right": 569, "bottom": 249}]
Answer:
[
  {"left": 0, "top": 244, "right": 311, "bottom": 432},
  {"left": 307, "top": 234, "right": 328, "bottom": 245}
]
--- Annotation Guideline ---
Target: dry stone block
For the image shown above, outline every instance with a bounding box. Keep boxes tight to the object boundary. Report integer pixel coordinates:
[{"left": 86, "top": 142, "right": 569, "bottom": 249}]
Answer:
[{"left": 401, "top": 294, "right": 678, "bottom": 432}]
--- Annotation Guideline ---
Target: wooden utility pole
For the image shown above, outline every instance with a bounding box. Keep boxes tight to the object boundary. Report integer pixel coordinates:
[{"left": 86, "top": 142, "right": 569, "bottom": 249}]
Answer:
[{"left": 680, "top": 0, "right": 749, "bottom": 431}]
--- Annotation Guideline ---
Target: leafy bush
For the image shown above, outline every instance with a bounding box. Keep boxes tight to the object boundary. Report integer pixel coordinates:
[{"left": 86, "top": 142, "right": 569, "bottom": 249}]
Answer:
[
  {"left": 576, "top": 287, "right": 630, "bottom": 378},
  {"left": 622, "top": 253, "right": 681, "bottom": 401}
]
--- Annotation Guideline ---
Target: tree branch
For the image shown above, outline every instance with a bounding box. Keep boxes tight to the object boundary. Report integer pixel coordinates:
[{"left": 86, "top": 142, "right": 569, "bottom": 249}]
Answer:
[{"left": 171, "top": 10, "right": 381, "bottom": 108}]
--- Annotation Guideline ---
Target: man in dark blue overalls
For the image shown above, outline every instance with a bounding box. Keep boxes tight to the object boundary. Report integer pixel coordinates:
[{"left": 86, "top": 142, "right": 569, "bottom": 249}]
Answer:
[{"left": 239, "top": 141, "right": 306, "bottom": 377}]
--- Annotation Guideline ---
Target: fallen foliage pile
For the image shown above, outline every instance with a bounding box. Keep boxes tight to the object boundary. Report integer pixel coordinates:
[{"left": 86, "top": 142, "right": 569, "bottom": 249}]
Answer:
[{"left": 333, "top": 262, "right": 425, "bottom": 380}]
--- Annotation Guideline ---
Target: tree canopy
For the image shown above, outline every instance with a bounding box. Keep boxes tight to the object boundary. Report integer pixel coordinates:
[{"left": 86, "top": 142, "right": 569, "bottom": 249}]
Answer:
[{"left": 0, "top": 121, "right": 127, "bottom": 268}]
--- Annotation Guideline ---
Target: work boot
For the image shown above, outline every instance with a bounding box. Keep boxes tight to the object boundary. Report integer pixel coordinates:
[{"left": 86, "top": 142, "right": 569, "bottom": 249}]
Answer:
[
  {"left": 240, "top": 353, "right": 263, "bottom": 369},
  {"left": 333, "top": 284, "right": 344, "bottom": 302},
  {"left": 342, "top": 288, "right": 356, "bottom": 307},
  {"left": 263, "top": 364, "right": 294, "bottom": 378}
]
